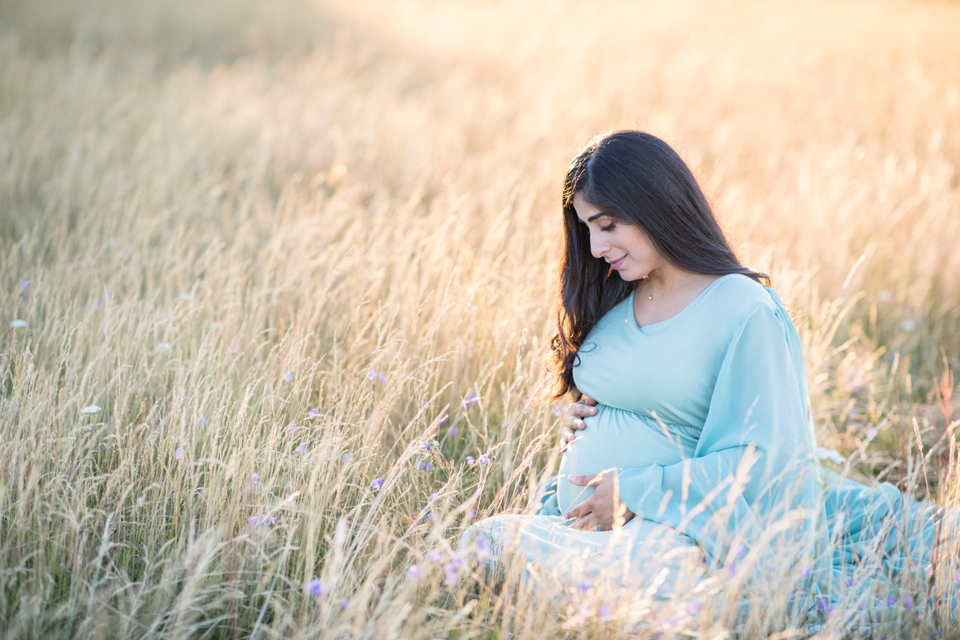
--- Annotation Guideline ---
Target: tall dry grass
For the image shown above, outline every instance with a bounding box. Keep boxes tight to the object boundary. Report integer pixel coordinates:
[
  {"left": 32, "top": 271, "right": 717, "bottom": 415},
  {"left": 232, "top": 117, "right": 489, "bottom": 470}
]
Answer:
[{"left": 1, "top": 0, "right": 959, "bottom": 636}]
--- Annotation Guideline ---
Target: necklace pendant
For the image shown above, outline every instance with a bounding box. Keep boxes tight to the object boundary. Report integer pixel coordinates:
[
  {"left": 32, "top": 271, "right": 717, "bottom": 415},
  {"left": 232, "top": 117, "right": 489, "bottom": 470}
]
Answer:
[{"left": 648, "top": 295, "right": 653, "bottom": 300}]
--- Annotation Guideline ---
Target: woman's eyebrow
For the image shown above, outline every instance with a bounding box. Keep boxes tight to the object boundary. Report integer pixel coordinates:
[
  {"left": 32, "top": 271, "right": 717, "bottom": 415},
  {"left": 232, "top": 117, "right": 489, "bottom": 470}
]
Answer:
[{"left": 587, "top": 212, "right": 608, "bottom": 223}]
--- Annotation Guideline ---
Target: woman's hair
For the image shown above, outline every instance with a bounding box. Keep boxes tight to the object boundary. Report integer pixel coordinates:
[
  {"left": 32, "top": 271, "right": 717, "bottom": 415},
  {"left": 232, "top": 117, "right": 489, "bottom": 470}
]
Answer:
[{"left": 552, "top": 130, "right": 768, "bottom": 398}]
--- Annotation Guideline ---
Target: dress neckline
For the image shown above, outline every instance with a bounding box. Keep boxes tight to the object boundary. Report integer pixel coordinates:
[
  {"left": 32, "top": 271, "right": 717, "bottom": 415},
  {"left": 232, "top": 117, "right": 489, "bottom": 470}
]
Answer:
[{"left": 628, "top": 273, "right": 736, "bottom": 332}]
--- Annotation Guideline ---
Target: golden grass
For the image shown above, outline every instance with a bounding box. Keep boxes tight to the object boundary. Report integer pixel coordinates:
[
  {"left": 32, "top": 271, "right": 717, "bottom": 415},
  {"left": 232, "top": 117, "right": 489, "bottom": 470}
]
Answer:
[{"left": 1, "top": 0, "right": 959, "bottom": 636}]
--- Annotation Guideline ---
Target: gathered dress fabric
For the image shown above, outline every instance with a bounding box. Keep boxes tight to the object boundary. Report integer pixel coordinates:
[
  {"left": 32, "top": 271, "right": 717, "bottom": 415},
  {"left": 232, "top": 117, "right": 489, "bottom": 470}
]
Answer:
[{"left": 460, "top": 274, "right": 956, "bottom": 612}]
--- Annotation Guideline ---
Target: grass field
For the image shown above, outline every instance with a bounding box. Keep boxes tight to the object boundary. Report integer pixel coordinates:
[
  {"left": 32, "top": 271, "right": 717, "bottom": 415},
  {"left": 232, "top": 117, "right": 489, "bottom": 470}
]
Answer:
[{"left": 2, "top": 0, "right": 960, "bottom": 637}]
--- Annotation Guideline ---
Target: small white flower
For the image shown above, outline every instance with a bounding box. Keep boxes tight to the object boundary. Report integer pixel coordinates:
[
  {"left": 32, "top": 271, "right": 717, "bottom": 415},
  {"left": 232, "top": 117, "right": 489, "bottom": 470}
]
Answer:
[
  {"left": 900, "top": 320, "right": 916, "bottom": 332},
  {"left": 181, "top": 294, "right": 193, "bottom": 302},
  {"left": 155, "top": 343, "right": 172, "bottom": 354},
  {"left": 812, "top": 447, "right": 846, "bottom": 465},
  {"left": 10, "top": 319, "right": 27, "bottom": 328},
  {"left": 82, "top": 405, "right": 102, "bottom": 414}
]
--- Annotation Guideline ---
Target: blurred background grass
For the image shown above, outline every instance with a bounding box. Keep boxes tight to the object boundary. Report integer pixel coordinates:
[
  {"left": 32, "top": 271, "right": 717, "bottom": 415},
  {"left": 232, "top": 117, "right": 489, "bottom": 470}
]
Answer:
[{"left": 1, "top": 0, "right": 959, "bottom": 636}]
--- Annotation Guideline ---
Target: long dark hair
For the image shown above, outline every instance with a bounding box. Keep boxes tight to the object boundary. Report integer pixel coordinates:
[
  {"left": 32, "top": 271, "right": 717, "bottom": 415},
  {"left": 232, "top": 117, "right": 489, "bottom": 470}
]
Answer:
[{"left": 552, "top": 130, "right": 768, "bottom": 397}]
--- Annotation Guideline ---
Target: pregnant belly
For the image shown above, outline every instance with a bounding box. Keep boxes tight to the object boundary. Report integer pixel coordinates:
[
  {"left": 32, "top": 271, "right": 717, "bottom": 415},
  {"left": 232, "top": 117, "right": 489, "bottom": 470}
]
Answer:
[{"left": 557, "top": 405, "right": 699, "bottom": 516}]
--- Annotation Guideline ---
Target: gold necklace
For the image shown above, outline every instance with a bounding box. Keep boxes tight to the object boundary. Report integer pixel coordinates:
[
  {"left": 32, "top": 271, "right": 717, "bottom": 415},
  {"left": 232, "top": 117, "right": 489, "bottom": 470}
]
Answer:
[{"left": 641, "top": 274, "right": 694, "bottom": 301}]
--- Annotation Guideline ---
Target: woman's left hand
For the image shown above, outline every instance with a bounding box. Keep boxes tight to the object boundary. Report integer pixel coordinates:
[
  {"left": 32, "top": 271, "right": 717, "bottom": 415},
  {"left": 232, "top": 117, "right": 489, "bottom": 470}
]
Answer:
[{"left": 564, "top": 470, "right": 636, "bottom": 531}]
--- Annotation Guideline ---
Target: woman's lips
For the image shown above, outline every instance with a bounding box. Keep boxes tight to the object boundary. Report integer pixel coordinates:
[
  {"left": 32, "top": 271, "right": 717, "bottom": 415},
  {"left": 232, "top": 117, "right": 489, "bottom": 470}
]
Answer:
[{"left": 608, "top": 256, "right": 626, "bottom": 269}]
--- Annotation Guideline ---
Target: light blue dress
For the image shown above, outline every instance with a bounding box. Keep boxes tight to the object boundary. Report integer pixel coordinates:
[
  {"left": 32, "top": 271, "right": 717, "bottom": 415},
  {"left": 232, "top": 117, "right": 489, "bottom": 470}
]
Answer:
[{"left": 462, "top": 275, "right": 954, "bottom": 610}]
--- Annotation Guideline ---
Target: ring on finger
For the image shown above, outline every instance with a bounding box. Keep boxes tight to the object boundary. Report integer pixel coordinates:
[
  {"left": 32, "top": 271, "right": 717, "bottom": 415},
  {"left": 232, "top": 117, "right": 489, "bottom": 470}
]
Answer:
[{"left": 594, "top": 524, "right": 602, "bottom": 532}]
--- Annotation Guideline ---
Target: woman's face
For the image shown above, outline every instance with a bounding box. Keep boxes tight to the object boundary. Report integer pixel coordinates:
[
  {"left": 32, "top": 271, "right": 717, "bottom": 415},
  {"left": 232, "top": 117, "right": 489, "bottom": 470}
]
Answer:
[{"left": 573, "top": 193, "right": 665, "bottom": 282}]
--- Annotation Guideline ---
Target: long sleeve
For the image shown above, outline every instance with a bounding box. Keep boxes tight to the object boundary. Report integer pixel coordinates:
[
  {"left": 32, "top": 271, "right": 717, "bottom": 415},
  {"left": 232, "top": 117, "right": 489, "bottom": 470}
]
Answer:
[{"left": 616, "top": 289, "right": 821, "bottom": 564}]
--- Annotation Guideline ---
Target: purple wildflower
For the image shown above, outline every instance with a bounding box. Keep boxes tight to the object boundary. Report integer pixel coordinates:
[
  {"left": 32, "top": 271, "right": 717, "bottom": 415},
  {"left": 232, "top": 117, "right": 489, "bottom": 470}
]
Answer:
[
  {"left": 886, "top": 595, "right": 896, "bottom": 607},
  {"left": 575, "top": 578, "right": 592, "bottom": 593},
  {"left": 467, "top": 508, "right": 476, "bottom": 519},
  {"left": 367, "top": 371, "right": 377, "bottom": 381},
  {"left": 308, "top": 408, "right": 319, "bottom": 417},
  {"left": 727, "top": 562, "right": 737, "bottom": 579},
  {"left": 845, "top": 576, "right": 854, "bottom": 587},
  {"left": 684, "top": 601, "right": 703, "bottom": 615},
  {"left": 252, "top": 472, "right": 260, "bottom": 483},
  {"left": 798, "top": 565, "right": 812, "bottom": 578},
  {"left": 296, "top": 443, "right": 306, "bottom": 454},
  {"left": 372, "top": 478, "right": 384, "bottom": 491},
  {"left": 287, "top": 421, "right": 297, "bottom": 431},
  {"left": 552, "top": 406, "right": 562, "bottom": 416},
  {"left": 426, "top": 513, "right": 433, "bottom": 521},
  {"left": 437, "top": 416, "right": 448, "bottom": 426},
  {"left": 462, "top": 392, "right": 480, "bottom": 408},
  {"left": 342, "top": 453, "right": 350, "bottom": 462},
  {"left": 817, "top": 598, "right": 828, "bottom": 611},
  {"left": 378, "top": 373, "right": 387, "bottom": 384},
  {"left": 308, "top": 578, "right": 323, "bottom": 595},
  {"left": 282, "top": 370, "right": 293, "bottom": 382},
  {"left": 18, "top": 280, "right": 29, "bottom": 292},
  {"left": 265, "top": 515, "right": 276, "bottom": 525},
  {"left": 249, "top": 516, "right": 260, "bottom": 526},
  {"left": 733, "top": 544, "right": 747, "bottom": 559},
  {"left": 866, "top": 427, "right": 878, "bottom": 440},
  {"left": 175, "top": 447, "right": 183, "bottom": 460},
  {"left": 406, "top": 564, "right": 421, "bottom": 580},
  {"left": 427, "top": 549, "right": 443, "bottom": 563},
  {"left": 341, "top": 599, "right": 350, "bottom": 610},
  {"left": 476, "top": 534, "right": 491, "bottom": 558},
  {"left": 199, "top": 417, "right": 208, "bottom": 426},
  {"left": 428, "top": 492, "right": 438, "bottom": 501},
  {"left": 466, "top": 456, "right": 475, "bottom": 465},
  {"left": 903, "top": 596, "right": 914, "bottom": 609},
  {"left": 443, "top": 563, "right": 458, "bottom": 586},
  {"left": 598, "top": 604, "right": 613, "bottom": 620},
  {"left": 447, "top": 426, "right": 457, "bottom": 437},
  {"left": 420, "top": 442, "right": 431, "bottom": 451},
  {"left": 477, "top": 454, "right": 489, "bottom": 465}
]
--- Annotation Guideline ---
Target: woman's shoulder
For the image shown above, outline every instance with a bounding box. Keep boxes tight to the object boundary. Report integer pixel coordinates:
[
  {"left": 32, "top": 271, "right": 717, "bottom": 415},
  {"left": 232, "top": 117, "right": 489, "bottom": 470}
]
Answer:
[{"left": 705, "top": 273, "right": 785, "bottom": 324}]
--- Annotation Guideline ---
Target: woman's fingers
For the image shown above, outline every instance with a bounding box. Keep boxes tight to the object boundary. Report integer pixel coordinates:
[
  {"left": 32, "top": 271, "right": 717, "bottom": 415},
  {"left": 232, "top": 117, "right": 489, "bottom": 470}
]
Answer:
[
  {"left": 564, "top": 400, "right": 597, "bottom": 431},
  {"left": 559, "top": 397, "right": 600, "bottom": 449}
]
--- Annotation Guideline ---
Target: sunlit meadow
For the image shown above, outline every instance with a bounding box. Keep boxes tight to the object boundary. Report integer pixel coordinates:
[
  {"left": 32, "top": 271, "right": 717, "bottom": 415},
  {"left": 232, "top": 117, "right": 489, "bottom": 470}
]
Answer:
[{"left": 2, "top": 0, "right": 960, "bottom": 637}]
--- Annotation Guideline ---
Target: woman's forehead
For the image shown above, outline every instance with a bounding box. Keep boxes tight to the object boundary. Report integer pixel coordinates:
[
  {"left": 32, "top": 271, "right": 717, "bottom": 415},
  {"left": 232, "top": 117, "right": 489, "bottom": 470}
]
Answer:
[{"left": 572, "top": 194, "right": 609, "bottom": 223}]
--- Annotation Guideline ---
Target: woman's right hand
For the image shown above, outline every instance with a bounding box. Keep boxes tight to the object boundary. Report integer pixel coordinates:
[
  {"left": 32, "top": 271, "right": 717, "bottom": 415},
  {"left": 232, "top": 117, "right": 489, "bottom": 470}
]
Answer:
[{"left": 560, "top": 395, "right": 597, "bottom": 450}]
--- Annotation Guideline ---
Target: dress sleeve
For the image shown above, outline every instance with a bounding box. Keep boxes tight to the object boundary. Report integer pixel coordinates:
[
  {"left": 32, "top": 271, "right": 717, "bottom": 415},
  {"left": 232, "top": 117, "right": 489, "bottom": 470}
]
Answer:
[{"left": 616, "top": 293, "right": 821, "bottom": 564}]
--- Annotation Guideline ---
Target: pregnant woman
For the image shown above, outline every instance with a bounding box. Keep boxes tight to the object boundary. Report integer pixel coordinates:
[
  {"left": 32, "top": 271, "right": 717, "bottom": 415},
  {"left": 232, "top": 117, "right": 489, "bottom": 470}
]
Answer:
[{"left": 462, "top": 130, "right": 953, "bottom": 613}]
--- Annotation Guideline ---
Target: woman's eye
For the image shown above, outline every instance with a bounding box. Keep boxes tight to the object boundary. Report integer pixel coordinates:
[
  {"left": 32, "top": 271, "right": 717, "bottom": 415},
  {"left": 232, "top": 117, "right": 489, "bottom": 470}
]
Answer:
[{"left": 600, "top": 223, "right": 616, "bottom": 232}]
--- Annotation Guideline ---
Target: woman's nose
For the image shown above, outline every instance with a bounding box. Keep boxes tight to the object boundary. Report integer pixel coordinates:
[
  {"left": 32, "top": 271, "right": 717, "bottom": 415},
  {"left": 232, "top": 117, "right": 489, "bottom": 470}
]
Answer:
[{"left": 590, "top": 236, "right": 609, "bottom": 258}]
